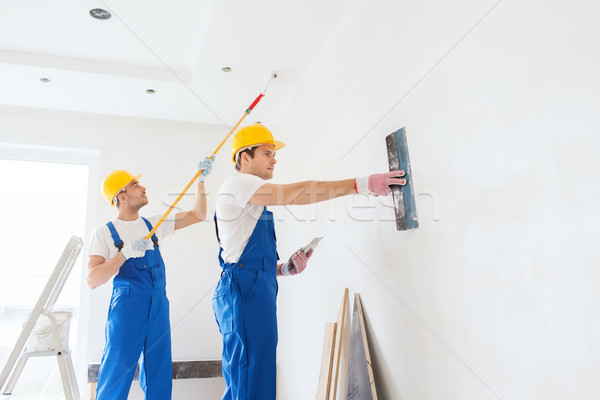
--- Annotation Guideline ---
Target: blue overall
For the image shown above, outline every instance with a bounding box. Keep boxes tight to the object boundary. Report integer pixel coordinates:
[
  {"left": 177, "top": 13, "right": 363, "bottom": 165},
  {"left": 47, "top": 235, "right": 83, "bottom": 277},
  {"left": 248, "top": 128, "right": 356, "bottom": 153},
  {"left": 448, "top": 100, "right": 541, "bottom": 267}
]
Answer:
[
  {"left": 95, "top": 217, "right": 172, "bottom": 400},
  {"left": 213, "top": 207, "right": 279, "bottom": 400}
]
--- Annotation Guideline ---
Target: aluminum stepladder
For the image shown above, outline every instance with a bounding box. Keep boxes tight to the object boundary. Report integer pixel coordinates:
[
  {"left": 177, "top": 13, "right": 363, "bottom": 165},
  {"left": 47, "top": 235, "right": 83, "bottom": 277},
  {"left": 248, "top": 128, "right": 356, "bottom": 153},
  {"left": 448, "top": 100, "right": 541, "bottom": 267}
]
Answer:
[{"left": 0, "top": 235, "right": 83, "bottom": 399}]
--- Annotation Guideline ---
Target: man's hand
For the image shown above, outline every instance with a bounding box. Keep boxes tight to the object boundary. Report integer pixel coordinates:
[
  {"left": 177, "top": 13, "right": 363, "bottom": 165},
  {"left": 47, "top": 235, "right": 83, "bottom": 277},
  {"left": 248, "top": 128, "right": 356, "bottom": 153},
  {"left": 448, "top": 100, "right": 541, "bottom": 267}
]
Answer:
[
  {"left": 355, "top": 170, "right": 406, "bottom": 196},
  {"left": 197, "top": 156, "right": 215, "bottom": 178},
  {"left": 121, "top": 239, "right": 154, "bottom": 260},
  {"left": 279, "top": 249, "right": 313, "bottom": 276}
]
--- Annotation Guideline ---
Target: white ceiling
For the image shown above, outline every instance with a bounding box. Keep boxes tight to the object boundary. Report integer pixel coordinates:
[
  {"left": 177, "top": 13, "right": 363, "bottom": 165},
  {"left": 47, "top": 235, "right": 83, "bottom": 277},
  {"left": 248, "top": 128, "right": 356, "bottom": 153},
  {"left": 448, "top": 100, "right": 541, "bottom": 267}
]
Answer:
[{"left": 0, "top": 0, "right": 355, "bottom": 126}]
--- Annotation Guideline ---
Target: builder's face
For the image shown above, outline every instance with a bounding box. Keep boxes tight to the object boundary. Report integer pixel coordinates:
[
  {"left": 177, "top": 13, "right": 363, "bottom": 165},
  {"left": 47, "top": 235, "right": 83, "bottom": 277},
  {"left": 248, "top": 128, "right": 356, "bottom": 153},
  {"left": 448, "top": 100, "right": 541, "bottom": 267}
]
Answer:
[
  {"left": 121, "top": 179, "right": 148, "bottom": 209},
  {"left": 246, "top": 143, "right": 277, "bottom": 180}
]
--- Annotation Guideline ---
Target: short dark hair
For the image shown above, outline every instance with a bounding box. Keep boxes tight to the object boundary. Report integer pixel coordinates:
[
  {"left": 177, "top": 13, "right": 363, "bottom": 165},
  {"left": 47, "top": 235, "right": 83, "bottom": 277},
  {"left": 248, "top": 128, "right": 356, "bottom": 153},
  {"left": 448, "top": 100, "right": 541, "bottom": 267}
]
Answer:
[{"left": 235, "top": 147, "right": 257, "bottom": 171}]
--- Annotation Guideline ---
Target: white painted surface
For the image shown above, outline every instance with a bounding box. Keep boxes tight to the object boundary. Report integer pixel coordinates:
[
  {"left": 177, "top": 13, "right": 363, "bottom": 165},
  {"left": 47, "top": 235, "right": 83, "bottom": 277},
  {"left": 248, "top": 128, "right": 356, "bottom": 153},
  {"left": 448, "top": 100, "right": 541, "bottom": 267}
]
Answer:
[
  {"left": 271, "top": 0, "right": 600, "bottom": 399},
  {"left": 0, "top": 0, "right": 355, "bottom": 124},
  {"left": 1, "top": 0, "right": 599, "bottom": 398}
]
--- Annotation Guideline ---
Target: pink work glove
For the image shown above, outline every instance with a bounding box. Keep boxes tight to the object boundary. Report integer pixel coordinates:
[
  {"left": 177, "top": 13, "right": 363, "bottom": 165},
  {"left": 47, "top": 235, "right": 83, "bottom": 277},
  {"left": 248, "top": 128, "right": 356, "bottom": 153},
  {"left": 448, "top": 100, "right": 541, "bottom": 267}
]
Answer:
[
  {"left": 279, "top": 249, "right": 313, "bottom": 276},
  {"left": 355, "top": 170, "right": 406, "bottom": 196}
]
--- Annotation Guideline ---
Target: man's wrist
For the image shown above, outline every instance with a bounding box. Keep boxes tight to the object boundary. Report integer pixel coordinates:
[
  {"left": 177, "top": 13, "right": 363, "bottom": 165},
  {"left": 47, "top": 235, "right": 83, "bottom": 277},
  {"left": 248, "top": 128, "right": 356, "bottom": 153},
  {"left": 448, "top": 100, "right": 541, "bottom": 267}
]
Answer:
[{"left": 355, "top": 176, "right": 368, "bottom": 194}]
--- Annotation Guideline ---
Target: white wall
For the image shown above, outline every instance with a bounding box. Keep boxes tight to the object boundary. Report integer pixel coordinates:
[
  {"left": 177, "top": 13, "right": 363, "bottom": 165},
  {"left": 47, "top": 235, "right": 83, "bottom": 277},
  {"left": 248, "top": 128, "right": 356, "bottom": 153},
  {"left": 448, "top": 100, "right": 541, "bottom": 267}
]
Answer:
[
  {"left": 0, "top": 106, "right": 227, "bottom": 398},
  {"left": 2, "top": 0, "right": 599, "bottom": 399},
  {"left": 271, "top": 0, "right": 600, "bottom": 399}
]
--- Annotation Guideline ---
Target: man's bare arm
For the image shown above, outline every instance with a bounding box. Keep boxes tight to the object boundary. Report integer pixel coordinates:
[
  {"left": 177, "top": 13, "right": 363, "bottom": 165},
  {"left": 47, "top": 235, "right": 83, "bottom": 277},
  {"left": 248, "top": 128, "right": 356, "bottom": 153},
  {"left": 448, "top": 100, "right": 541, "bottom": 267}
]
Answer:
[
  {"left": 87, "top": 254, "right": 126, "bottom": 289},
  {"left": 249, "top": 179, "right": 355, "bottom": 206},
  {"left": 174, "top": 180, "right": 208, "bottom": 230}
]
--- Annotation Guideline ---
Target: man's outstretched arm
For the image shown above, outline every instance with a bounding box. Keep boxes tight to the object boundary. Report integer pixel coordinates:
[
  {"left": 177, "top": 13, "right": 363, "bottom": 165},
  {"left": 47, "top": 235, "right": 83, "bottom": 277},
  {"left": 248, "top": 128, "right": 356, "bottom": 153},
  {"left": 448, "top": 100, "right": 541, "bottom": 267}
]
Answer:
[{"left": 249, "top": 171, "right": 406, "bottom": 206}]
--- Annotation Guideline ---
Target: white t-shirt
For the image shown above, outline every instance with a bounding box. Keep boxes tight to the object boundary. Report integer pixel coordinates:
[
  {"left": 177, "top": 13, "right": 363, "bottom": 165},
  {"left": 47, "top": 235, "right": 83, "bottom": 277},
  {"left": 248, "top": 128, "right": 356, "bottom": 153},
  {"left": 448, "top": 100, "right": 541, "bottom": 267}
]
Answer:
[
  {"left": 87, "top": 214, "right": 176, "bottom": 260},
  {"left": 215, "top": 173, "right": 268, "bottom": 263}
]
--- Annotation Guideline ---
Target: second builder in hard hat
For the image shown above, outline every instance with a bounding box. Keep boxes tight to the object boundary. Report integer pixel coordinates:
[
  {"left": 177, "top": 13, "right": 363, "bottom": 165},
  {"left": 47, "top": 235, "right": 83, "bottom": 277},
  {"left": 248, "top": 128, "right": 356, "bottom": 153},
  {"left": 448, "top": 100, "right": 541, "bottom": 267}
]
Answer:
[
  {"left": 213, "top": 124, "right": 406, "bottom": 400},
  {"left": 87, "top": 156, "right": 214, "bottom": 400}
]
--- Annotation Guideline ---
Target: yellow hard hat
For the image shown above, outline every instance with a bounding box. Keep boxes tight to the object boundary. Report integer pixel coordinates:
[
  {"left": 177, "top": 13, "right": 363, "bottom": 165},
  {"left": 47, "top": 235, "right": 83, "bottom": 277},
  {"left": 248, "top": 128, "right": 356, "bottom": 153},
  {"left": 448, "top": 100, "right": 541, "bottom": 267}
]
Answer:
[
  {"left": 231, "top": 123, "right": 285, "bottom": 163},
  {"left": 102, "top": 170, "right": 142, "bottom": 206}
]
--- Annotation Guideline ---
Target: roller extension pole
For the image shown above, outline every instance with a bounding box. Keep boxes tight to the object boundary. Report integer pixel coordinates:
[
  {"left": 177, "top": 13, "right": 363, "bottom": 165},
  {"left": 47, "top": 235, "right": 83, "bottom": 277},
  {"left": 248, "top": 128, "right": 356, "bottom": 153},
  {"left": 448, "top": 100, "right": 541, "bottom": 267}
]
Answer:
[{"left": 145, "top": 74, "right": 276, "bottom": 239}]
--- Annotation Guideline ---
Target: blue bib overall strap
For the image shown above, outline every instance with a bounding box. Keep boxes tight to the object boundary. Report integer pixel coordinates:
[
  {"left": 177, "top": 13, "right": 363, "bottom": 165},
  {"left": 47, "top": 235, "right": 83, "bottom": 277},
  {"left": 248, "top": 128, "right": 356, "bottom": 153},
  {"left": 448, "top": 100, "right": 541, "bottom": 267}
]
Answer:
[
  {"left": 95, "top": 218, "right": 172, "bottom": 400},
  {"left": 107, "top": 218, "right": 165, "bottom": 290},
  {"left": 214, "top": 213, "right": 225, "bottom": 270},
  {"left": 140, "top": 217, "right": 160, "bottom": 248},
  {"left": 106, "top": 217, "right": 159, "bottom": 250},
  {"left": 106, "top": 220, "right": 124, "bottom": 250},
  {"left": 213, "top": 207, "right": 279, "bottom": 400}
]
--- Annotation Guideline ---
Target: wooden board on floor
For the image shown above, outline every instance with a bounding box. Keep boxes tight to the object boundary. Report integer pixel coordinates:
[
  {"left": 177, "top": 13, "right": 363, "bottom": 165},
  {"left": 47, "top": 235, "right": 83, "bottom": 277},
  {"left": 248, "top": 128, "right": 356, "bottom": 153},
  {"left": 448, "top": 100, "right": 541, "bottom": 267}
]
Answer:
[
  {"left": 328, "top": 288, "right": 348, "bottom": 400},
  {"left": 315, "top": 322, "right": 337, "bottom": 400},
  {"left": 88, "top": 359, "right": 222, "bottom": 400},
  {"left": 87, "top": 360, "right": 222, "bottom": 382},
  {"left": 386, "top": 127, "right": 418, "bottom": 230},
  {"left": 346, "top": 294, "right": 377, "bottom": 400},
  {"left": 89, "top": 382, "right": 96, "bottom": 400}
]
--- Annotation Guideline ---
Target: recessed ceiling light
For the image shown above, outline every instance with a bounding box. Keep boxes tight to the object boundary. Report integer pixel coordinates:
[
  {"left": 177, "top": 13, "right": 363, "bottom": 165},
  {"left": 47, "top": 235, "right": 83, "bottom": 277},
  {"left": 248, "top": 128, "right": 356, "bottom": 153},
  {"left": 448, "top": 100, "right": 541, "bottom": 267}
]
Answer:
[
  {"left": 221, "top": 67, "right": 232, "bottom": 72},
  {"left": 89, "top": 8, "right": 112, "bottom": 20},
  {"left": 39, "top": 78, "right": 50, "bottom": 83},
  {"left": 146, "top": 89, "right": 156, "bottom": 94}
]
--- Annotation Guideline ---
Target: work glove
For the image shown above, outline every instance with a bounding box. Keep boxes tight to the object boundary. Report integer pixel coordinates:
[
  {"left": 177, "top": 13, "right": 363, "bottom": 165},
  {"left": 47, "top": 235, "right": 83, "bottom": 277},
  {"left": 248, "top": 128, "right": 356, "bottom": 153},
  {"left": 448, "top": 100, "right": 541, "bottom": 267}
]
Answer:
[
  {"left": 355, "top": 170, "right": 406, "bottom": 196},
  {"left": 121, "top": 238, "right": 154, "bottom": 260},
  {"left": 197, "top": 155, "right": 215, "bottom": 178},
  {"left": 279, "top": 249, "right": 313, "bottom": 276}
]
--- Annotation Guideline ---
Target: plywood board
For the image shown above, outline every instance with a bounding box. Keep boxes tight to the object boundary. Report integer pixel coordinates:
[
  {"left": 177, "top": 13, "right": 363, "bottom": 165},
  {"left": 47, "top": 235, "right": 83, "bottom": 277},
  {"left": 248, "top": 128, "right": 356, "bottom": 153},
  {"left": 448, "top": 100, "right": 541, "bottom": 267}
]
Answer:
[
  {"left": 316, "top": 322, "right": 337, "bottom": 400},
  {"left": 87, "top": 360, "right": 222, "bottom": 382},
  {"left": 328, "top": 288, "right": 348, "bottom": 400},
  {"left": 346, "top": 294, "right": 377, "bottom": 400}
]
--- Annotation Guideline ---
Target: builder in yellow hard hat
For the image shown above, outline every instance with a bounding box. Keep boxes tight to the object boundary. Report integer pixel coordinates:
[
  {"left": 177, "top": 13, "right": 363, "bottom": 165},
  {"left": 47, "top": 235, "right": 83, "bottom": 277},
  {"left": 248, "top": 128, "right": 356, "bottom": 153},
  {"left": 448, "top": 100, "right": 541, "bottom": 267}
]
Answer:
[
  {"left": 87, "top": 156, "right": 214, "bottom": 400},
  {"left": 212, "top": 123, "right": 406, "bottom": 400}
]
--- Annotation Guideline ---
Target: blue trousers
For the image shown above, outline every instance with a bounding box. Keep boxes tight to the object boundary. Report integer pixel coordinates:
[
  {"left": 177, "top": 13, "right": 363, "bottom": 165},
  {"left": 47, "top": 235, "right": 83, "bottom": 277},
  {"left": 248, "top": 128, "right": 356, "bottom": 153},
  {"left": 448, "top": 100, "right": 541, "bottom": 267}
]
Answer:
[
  {"left": 213, "top": 267, "right": 278, "bottom": 400},
  {"left": 96, "top": 286, "right": 172, "bottom": 400}
]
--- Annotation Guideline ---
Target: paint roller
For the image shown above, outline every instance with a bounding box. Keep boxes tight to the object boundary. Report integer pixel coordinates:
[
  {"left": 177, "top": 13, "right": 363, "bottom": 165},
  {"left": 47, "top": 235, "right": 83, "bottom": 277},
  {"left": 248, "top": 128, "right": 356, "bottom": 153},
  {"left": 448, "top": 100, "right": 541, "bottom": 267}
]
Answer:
[{"left": 144, "top": 73, "right": 277, "bottom": 239}]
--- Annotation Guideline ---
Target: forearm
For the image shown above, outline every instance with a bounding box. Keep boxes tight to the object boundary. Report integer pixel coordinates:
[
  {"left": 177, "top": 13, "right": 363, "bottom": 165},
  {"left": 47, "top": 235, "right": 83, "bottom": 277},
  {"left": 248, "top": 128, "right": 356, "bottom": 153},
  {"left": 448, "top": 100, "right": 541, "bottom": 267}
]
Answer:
[
  {"left": 174, "top": 180, "right": 207, "bottom": 229},
  {"left": 193, "top": 180, "right": 207, "bottom": 220},
  {"left": 290, "top": 179, "right": 355, "bottom": 205},
  {"left": 87, "top": 253, "right": 126, "bottom": 289},
  {"left": 252, "top": 179, "right": 356, "bottom": 206}
]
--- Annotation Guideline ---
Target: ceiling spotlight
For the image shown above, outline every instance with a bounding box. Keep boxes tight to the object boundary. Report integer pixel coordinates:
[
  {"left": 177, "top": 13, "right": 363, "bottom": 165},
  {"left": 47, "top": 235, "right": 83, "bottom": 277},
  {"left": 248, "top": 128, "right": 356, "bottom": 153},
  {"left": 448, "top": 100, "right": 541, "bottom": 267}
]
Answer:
[
  {"left": 39, "top": 78, "right": 50, "bottom": 83},
  {"left": 89, "top": 8, "right": 112, "bottom": 20},
  {"left": 221, "top": 66, "right": 232, "bottom": 72},
  {"left": 146, "top": 89, "right": 156, "bottom": 94}
]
